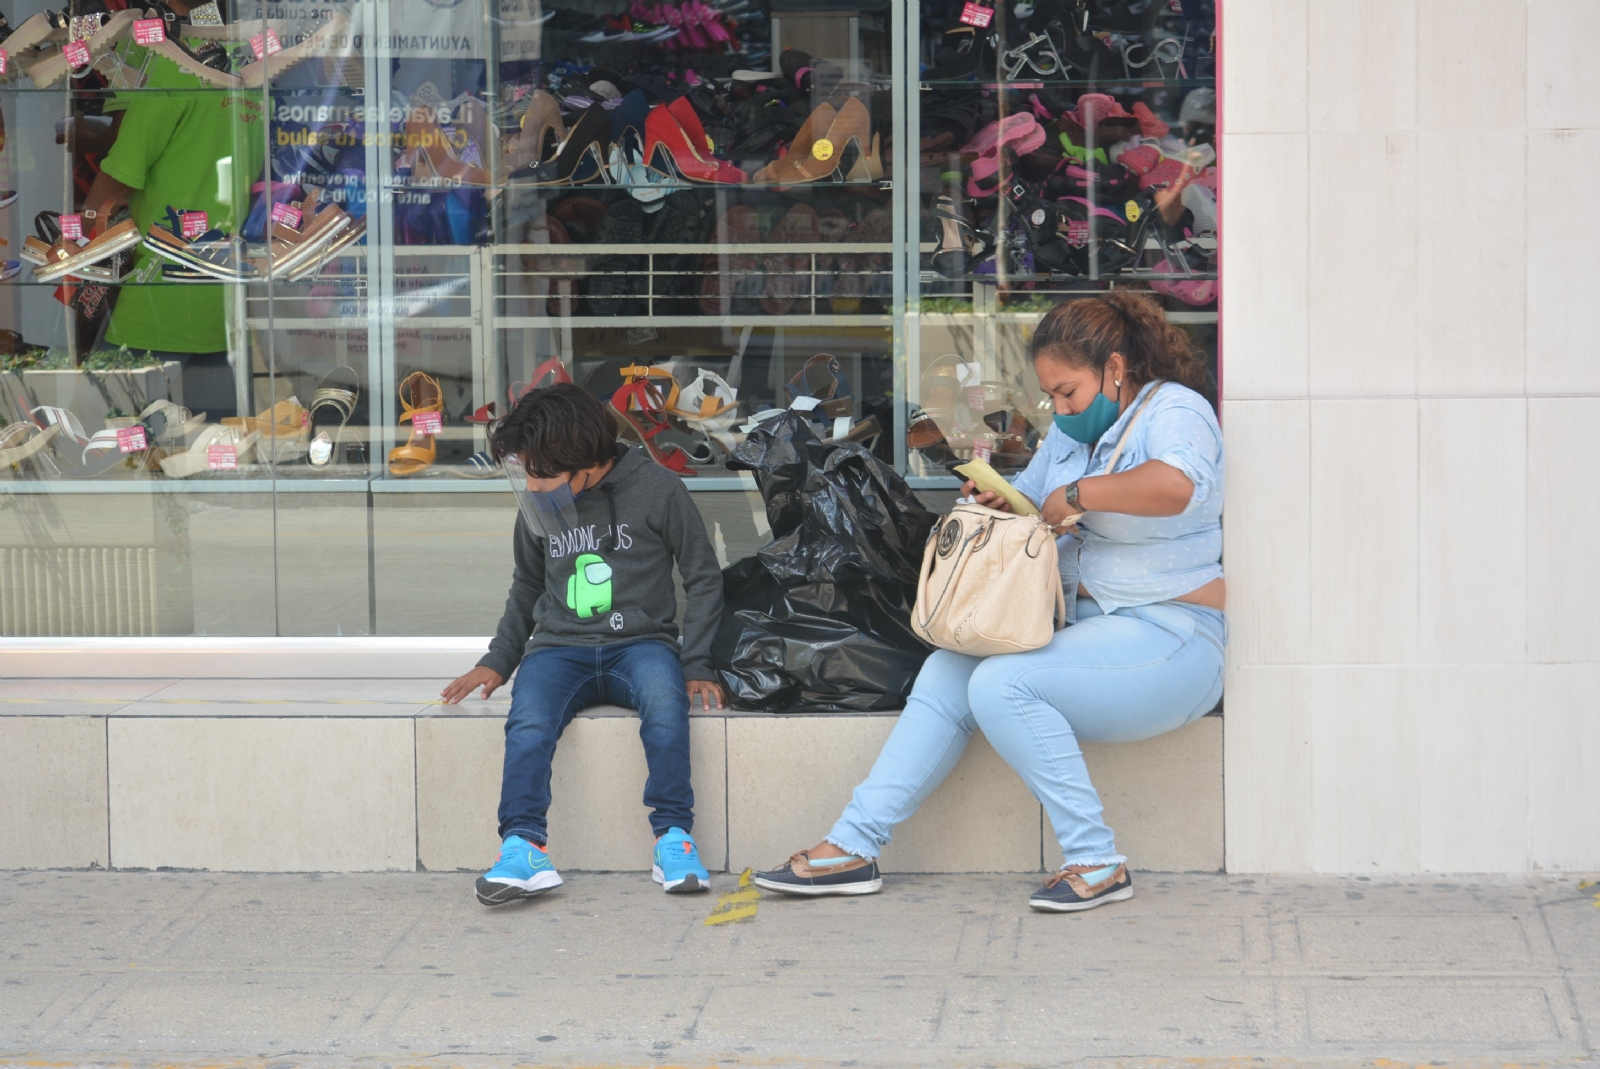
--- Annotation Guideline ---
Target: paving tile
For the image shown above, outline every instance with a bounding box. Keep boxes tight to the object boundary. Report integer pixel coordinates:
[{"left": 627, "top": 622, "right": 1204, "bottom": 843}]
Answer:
[
  {"left": 1295, "top": 913, "right": 1544, "bottom": 969},
  {"left": 997, "top": 977, "right": 1278, "bottom": 1049},
  {"left": 1302, "top": 979, "right": 1567, "bottom": 1048}
]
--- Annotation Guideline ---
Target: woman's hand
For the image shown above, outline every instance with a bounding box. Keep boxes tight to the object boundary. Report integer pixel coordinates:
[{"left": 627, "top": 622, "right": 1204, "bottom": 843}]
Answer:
[
  {"left": 688, "top": 679, "right": 728, "bottom": 710},
  {"left": 960, "top": 479, "right": 1012, "bottom": 513},
  {"left": 1041, "top": 486, "right": 1084, "bottom": 531},
  {"left": 440, "top": 666, "right": 506, "bottom": 704}
]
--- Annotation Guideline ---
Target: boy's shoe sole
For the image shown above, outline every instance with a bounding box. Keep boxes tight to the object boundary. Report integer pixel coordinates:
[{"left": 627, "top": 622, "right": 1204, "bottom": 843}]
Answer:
[
  {"left": 475, "top": 871, "right": 562, "bottom": 906},
  {"left": 1028, "top": 883, "right": 1135, "bottom": 913},
  {"left": 751, "top": 874, "right": 883, "bottom": 896},
  {"left": 652, "top": 865, "right": 709, "bottom": 893}
]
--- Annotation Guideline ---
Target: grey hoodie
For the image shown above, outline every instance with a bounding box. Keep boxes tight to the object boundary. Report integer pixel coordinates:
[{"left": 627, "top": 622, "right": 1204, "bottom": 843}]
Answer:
[{"left": 477, "top": 445, "right": 724, "bottom": 682}]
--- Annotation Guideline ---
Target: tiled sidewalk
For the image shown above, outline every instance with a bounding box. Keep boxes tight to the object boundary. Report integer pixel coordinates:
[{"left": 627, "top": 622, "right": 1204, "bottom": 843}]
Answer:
[{"left": 1, "top": 869, "right": 1597, "bottom": 1067}]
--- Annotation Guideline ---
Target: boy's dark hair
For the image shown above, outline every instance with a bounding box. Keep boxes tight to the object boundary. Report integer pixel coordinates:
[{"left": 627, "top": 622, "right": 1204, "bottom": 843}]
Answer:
[{"left": 490, "top": 383, "right": 618, "bottom": 477}]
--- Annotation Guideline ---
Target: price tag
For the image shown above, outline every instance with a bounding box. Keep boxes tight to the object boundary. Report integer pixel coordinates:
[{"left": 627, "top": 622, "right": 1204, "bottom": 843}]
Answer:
[
  {"left": 249, "top": 28, "right": 282, "bottom": 59},
  {"left": 626, "top": 326, "right": 659, "bottom": 346},
  {"left": 180, "top": 211, "right": 209, "bottom": 238},
  {"left": 958, "top": 2, "right": 994, "bottom": 28},
  {"left": 966, "top": 386, "right": 986, "bottom": 411},
  {"left": 0, "top": 50, "right": 9, "bottom": 75},
  {"left": 206, "top": 443, "right": 238, "bottom": 469},
  {"left": 133, "top": 18, "right": 166, "bottom": 44},
  {"left": 271, "top": 202, "right": 303, "bottom": 228},
  {"left": 413, "top": 411, "right": 442, "bottom": 436},
  {"left": 972, "top": 438, "right": 993, "bottom": 463},
  {"left": 1066, "top": 219, "right": 1090, "bottom": 245},
  {"left": 59, "top": 214, "right": 84, "bottom": 240},
  {"left": 64, "top": 40, "right": 91, "bottom": 69},
  {"left": 116, "top": 426, "right": 148, "bottom": 453}
]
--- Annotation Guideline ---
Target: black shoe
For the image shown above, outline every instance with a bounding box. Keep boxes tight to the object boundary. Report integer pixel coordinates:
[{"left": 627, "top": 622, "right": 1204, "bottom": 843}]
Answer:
[
  {"left": 752, "top": 851, "right": 883, "bottom": 897},
  {"left": 1029, "top": 863, "right": 1135, "bottom": 912}
]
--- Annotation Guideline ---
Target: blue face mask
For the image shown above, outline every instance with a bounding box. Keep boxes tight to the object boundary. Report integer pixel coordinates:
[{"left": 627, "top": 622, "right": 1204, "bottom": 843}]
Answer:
[{"left": 1053, "top": 392, "right": 1121, "bottom": 444}]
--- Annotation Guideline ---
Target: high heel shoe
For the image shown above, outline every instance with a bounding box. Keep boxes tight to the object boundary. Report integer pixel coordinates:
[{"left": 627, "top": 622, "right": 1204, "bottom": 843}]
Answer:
[
  {"left": 644, "top": 100, "right": 746, "bottom": 184},
  {"left": 931, "top": 194, "right": 987, "bottom": 279},
  {"left": 307, "top": 365, "right": 359, "bottom": 468},
  {"left": 512, "top": 103, "right": 612, "bottom": 186},
  {"left": 403, "top": 110, "right": 492, "bottom": 187},
  {"left": 504, "top": 90, "right": 566, "bottom": 172},
  {"left": 751, "top": 102, "right": 834, "bottom": 184},
  {"left": 755, "top": 97, "right": 880, "bottom": 186},
  {"left": 387, "top": 371, "right": 443, "bottom": 477}
]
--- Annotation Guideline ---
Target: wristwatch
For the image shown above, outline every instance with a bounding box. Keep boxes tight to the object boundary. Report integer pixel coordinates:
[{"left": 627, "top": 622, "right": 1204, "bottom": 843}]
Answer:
[{"left": 1062, "top": 480, "right": 1084, "bottom": 514}]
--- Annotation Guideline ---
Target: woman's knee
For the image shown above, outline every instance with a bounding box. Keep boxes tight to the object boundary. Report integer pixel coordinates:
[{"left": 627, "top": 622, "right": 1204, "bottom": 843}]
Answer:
[{"left": 907, "top": 650, "right": 981, "bottom": 727}]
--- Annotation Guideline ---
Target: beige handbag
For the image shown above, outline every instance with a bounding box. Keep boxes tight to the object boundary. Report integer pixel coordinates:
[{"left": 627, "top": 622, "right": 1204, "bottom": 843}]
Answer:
[
  {"left": 911, "top": 504, "right": 1066, "bottom": 656},
  {"left": 909, "top": 383, "right": 1162, "bottom": 657}
]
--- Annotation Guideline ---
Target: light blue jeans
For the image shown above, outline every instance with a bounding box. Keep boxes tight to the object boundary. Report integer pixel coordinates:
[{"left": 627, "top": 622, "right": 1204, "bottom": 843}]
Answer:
[{"left": 828, "top": 598, "right": 1227, "bottom": 868}]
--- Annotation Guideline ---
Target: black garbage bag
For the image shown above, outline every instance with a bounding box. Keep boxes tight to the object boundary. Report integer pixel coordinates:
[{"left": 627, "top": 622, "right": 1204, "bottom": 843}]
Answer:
[{"left": 713, "top": 411, "right": 938, "bottom": 711}]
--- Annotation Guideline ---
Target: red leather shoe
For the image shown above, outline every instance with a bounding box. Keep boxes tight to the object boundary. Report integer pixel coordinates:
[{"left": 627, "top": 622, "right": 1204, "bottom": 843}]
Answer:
[{"left": 646, "top": 99, "right": 746, "bottom": 184}]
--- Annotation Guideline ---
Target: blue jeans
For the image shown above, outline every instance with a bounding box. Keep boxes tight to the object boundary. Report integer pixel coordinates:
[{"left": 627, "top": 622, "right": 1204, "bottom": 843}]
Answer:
[
  {"left": 828, "top": 598, "right": 1227, "bottom": 867},
  {"left": 499, "top": 639, "right": 693, "bottom": 845}
]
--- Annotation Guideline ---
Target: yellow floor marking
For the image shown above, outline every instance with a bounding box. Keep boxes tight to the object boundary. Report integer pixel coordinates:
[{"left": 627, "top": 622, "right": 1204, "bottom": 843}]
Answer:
[{"left": 704, "top": 867, "right": 761, "bottom": 926}]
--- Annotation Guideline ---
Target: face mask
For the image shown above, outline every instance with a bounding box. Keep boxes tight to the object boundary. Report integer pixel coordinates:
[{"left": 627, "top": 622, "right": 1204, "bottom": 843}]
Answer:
[{"left": 1052, "top": 369, "right": 1121, "bottom": 444}]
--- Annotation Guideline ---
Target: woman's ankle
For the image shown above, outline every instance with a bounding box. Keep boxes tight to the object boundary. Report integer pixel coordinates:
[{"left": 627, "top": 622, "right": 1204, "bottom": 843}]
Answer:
[{"left": 809, "top": 840, "right": 852, "bottom": 860}]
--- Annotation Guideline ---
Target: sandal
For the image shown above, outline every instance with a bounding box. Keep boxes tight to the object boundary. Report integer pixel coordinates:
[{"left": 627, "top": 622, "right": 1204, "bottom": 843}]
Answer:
[
  {"left": 158, "top": 424, "right": 261, "bottom": 479},
  {"left": 507, "top": 357, "right": 572, "bottom": 407},
  {"left": 784, "top": 353, "right": 854, "bottom": 420},
  {"left": 387, "top": 371, "right": 443, "bottom": 477},
  {"left": 306, "top": 365, "right": 359, "bottom": 467},
  {"left": 222, "top": 398, "right": 309, "bottom": 461},
  {"left": 452, "top": 449, "right": 502, "bottom": 479},
  {"left": 138, "top": 399, "right": 207, "bottom": 445},
  {"left": 668, "top": 368, "right": 739, "bottom": 424},
  {"left": 609, "top": 380, "right": 695, "bottom": 477},
  {"left": 618, "top": 364, "right": 683, "bottom": 414},
  {"left": 61, "top": 406, "right": 170, "bottom": 478},
  {"left": 0, "top": 422, "right": 60, "bottom": 471}
]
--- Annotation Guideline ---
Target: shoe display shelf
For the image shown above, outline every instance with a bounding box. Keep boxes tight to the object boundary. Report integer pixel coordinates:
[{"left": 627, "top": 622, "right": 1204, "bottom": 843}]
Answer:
[{"left": 902, "top": 0, "right": 1219, "bottom": 486}]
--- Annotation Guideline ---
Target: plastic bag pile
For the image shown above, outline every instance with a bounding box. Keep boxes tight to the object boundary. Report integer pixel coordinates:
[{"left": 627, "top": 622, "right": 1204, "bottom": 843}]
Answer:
[{"left": 714, "top": 411, "right": 938, "bottom": 711}]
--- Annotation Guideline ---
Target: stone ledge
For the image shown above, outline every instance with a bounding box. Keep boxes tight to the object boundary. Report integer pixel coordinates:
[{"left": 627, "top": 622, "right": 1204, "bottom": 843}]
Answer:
[{"left": 1, "top": 711, "right": 1223, "bottom": 875}]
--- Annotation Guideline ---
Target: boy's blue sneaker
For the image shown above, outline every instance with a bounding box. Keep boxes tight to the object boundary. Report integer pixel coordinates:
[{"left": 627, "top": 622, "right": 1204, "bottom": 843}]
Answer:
[
  {"left": 476, "top": 834, "right": 562, "bottom": 906},
  {"left": 652, "top": 827, "right": 710, "bottom": 893}
]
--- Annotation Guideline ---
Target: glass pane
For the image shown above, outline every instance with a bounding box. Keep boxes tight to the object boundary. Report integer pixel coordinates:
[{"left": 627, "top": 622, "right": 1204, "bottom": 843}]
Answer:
[
  {"left": 910, "top": 0, "right": 1219, "bottom": 479},
  {"left": 1, "top": 6, "right": 274, "bottom": 636}
]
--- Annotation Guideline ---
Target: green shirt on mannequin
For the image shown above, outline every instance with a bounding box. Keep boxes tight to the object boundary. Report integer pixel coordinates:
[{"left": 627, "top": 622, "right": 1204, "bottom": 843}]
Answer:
[{"left": 100, "top": 56, "right": 266, "bottom": 354}]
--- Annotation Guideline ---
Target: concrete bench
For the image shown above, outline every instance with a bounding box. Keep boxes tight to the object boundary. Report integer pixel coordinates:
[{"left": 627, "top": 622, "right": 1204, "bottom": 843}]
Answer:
[
  {"left": 1, "top": 640, "right": 1221, "bottom": 874},
  {"left": 2, "top": 701, "right": 1221, "bottom": 875}
]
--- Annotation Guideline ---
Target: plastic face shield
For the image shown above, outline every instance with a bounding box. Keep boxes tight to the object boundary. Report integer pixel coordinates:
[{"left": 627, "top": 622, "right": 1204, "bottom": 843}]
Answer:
[{"left": 505, "top": 454, "right": 583, "bottom": 539}]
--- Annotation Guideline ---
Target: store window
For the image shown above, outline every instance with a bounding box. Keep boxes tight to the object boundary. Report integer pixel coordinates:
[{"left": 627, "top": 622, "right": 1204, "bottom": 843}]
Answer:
[{"left": 0, "top": 0, "right": 1214, "bottom": 638}]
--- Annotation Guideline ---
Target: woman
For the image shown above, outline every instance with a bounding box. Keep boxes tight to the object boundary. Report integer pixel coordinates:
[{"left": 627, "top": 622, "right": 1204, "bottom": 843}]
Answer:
[{"left": 755, "top": 292, "right": 1226, "bottom": 913}]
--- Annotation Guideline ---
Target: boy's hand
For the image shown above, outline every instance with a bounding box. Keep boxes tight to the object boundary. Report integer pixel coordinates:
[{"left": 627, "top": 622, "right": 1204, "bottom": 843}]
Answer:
[
  {"left": 687, "top": 679, "right": 727, "bottom": 711},
  {"left": 441, "top": 666, "right": 506, "bottom": 704}
]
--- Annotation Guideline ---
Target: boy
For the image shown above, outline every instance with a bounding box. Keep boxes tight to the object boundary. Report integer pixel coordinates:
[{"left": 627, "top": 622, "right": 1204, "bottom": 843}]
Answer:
[{"left": 442, "top": 384, "right": 726, "bottom": 905}]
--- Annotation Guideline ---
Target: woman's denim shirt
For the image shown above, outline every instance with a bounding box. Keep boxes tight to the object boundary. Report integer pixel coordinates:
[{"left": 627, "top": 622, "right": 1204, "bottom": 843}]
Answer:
[{"left": 1010, "top": 380, "right": 1224, "bottom": 619}]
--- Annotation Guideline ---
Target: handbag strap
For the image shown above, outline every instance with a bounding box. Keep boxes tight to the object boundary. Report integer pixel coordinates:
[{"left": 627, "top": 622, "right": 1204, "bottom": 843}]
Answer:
[{"left": 1099, "top": 381, "right": 1162, "bottom": 476}]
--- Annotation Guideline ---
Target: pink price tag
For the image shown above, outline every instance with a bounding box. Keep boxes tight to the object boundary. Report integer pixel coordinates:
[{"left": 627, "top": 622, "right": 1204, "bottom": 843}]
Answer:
[
  {"left": 1066, "top": 220, "right": 1090, "bottom": 246},
  {"left": 249, "top": 28, "right": 282, "bottom": 59},
  {"left": 966, "top": 386, "right": 986, "bottom": 411},
  {"left": 0, "top": 49, "right": 9, "bottom": 76},
  {"left": 133, "top": 18, "right": 166, "bottom": 44},
  {"left": 271, "top": 202, "right": 303, "bottom": 228},
  {"left": 180, "top": 211, "right": 208, "bottom": 238},
  {"left": 972, "top": 439, "right": 993, "bottom": 463},
  {"left": 64, "top": 40, "right": 91, "bottom": 69},
  {"left": 206, "top": 443, "right": 238, "bottom": 470},
  {"left": 413, "top": 411, "right": 442, "bottom": 436},
  {"left": 59, "top": 214, "right": 84, "bottom": 240},
  {"left": 958, "top": 2, "right": 994, "bottom": 28},
  {"left": 116, "top": 426, "right": 148, "bottom": 454}
]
